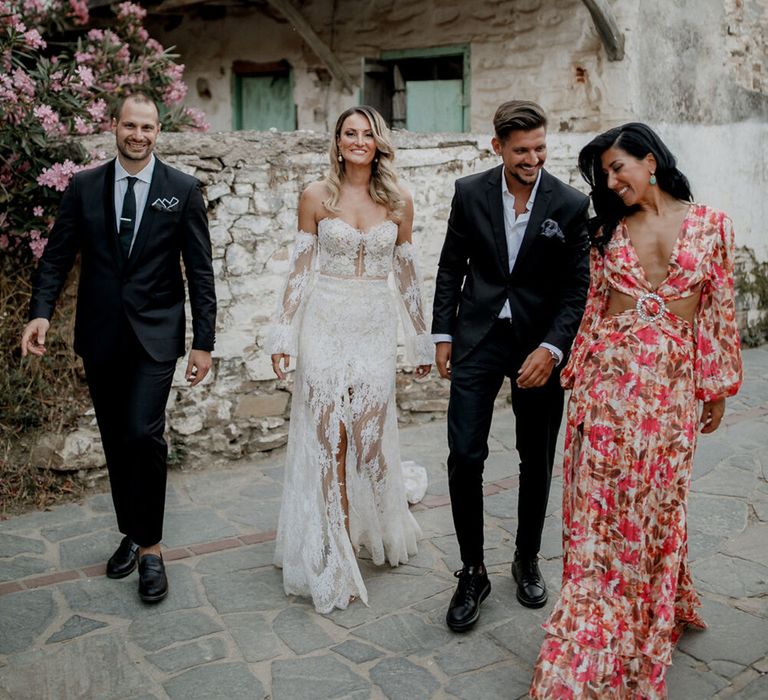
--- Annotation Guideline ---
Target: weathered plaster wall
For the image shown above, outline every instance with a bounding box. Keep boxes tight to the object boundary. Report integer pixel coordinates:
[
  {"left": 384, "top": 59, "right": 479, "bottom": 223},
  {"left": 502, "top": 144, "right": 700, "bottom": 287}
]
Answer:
[
  {"left": 42, "top": 126, "right": 767, "bottom": 476},
  {"left": 147, "top": 0, "right": 637, "bottom": 133},
  {"left": 632, "top": 0, "right": 768, "bottom": 123}
]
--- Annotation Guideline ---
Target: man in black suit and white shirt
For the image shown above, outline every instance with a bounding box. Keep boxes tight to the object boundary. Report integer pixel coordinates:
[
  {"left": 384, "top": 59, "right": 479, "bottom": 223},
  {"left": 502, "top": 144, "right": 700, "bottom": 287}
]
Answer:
[
  {"left": 432, "top": 100, "right": 589, "bottom": 631},
  {"left": 21, "top": 93, "right": 216, "bottom": 603}
]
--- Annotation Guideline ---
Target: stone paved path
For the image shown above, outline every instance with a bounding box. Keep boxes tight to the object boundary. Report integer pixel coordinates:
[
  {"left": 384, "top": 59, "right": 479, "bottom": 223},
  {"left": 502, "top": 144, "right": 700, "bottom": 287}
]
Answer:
[{"left": 1, "top": 345, "right": 767, "bottom": 700}]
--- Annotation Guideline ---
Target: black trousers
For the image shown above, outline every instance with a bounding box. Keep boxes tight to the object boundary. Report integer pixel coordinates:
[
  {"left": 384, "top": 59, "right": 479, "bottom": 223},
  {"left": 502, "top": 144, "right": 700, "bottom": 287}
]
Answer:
[
  {"left": 82, "top": 318, "right": 176, "bottom": 548},
  {"left": 447, "top": 320, "right": 565, "bottom": 566}
]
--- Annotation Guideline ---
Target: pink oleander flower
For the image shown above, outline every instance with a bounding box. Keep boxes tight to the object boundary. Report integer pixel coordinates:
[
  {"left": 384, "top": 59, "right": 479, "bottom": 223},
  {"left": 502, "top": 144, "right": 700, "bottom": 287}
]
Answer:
[
  {"left": 115, "top": 44, "right": 131, "bottom": 64},
  {"left": 163, "top": 79, "right": 188, "bottom": 105},
  {"left": 23, "top": 0, "right": 45, "bottom": 14},
  {"left": 117, "top": 1, "right": 147, "bottom": 21},
  {"left": 37, "top": 160, "right": 81, "bottom": 192},
  {"left": 33, "top": 104, "right": 62, "bottom": 135},
  {"left": 86, "top": 98, "right": 107, "bottom": 122},
  {"left": 87, "top": 28, "right": 104, "bottom": 41},
  {"left": 23, "top": 28, "right": 46, "bottom": 50},
  {"left": 28, "top": 229, "right": 48, "bottom": 259},
  {"left": 75, "top": 65, "right": 95, "bottom": 88},
  {"left": 184, "top": 107, "right": 210, "bottom": 132},
  {"left": 0, "top": 75, "right": 18, "bottom": 104},
  {"left": 33, "top": 206, "right": 44, "bottom": 217},
  {"left": 68, "top": 0, "right": 89, "bottom": 24},
  {"left": 74, "top": 115, "right": 93, "bottom": 134},
  {"left": 11, "top": 67, "right": 35, "bottom": 98},
  {"left": 49, "top": 70, "right": 65, "bottom": 92},
  {"left": 145, "top": 38, "right": 164, "bottom": 56}
]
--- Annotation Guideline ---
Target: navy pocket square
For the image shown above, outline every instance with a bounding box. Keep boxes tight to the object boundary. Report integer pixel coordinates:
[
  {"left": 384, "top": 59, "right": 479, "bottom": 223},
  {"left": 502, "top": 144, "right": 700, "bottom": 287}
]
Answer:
[
  {"left": 539, "top": 218, "right": 564, "bottom": 241},
  {"left": 151, "top": 196, "right": 180, "bottom": 212}
]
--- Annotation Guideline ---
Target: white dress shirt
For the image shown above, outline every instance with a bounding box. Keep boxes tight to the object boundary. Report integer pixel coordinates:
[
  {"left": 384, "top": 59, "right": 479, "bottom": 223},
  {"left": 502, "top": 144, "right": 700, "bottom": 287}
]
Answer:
[
  {"left": 114, "top": 155, "right": 155, "bottom": 256},
  {"left": 433, "top": 169, "right": 562, "bottom": 364}
]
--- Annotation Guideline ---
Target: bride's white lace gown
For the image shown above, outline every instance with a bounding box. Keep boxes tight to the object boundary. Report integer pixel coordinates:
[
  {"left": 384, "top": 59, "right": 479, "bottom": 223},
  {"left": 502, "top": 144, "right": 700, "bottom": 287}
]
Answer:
[{"left": 267, "top": 217, "right": 434, "bottom": 613}]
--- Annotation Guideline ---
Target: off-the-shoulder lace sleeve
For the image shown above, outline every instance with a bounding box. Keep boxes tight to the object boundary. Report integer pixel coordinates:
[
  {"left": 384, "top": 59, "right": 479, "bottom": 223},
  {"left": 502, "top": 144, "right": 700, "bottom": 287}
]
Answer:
[
  {"left": 694, "top": 213, "right": 743, "bottom": 401},
  {"left": 265, "top": 231, "right": 317, "bottom": 356},
  {"left": 560, "top": 246, "right": 610, "bottom": 390},
  {"left": 393, "top": 241, "right": 433, "bottom": 365}
]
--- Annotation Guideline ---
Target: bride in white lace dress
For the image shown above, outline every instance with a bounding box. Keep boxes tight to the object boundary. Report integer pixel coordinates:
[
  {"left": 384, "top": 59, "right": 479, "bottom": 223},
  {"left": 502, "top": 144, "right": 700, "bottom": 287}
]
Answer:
[{"left": 267, "top": 106, "right": 434, "bottom": 613}]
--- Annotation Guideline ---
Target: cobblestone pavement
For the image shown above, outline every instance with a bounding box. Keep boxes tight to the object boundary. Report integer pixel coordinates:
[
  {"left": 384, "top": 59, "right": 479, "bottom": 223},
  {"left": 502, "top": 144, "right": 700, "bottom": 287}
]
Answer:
[{"left": 1, "top": 345, "right": 767, "bottom": 700}]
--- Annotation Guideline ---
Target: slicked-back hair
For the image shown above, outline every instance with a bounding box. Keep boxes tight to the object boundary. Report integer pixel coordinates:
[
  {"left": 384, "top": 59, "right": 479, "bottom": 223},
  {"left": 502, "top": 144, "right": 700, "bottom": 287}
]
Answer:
[{"left": 493, "top": 100, "right": 547, "bottom": 141}]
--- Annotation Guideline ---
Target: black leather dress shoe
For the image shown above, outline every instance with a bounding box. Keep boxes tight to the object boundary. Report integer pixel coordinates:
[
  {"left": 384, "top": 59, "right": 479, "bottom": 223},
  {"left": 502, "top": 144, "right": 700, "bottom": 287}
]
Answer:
[
  {"left": 511, "top": 552, "right": 547, "bottom": 608},
  {"left": 106, "top": 536, "right": 139, "bottom": 579},
  {"left": 446, "top": 565, "right": 491, "bottom": 632},
  {"left": 138, "top": 554, "right": 168, "bottom": 603}
]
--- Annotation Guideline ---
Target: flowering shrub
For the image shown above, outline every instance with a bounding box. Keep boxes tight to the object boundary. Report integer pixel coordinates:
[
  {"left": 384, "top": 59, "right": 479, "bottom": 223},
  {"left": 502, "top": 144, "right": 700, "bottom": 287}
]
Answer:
[{"left": 0, "top": 0, "right": 209, "bottom": 262}]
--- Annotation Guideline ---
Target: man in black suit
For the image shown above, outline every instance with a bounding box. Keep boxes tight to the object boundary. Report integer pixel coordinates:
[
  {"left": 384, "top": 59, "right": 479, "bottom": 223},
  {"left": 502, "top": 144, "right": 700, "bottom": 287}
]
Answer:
[
  {"left": 432, "top": 100, "right": 589, "bottom": 631},
  {"left": 21, "top": 93, "right": 216, "bottom": 603}
]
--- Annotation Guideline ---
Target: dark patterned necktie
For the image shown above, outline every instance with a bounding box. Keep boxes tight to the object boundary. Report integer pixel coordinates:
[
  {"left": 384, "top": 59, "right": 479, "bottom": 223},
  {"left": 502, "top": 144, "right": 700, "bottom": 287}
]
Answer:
[{"left": 119, "top": 176, "right": 137, "bottom": 260}]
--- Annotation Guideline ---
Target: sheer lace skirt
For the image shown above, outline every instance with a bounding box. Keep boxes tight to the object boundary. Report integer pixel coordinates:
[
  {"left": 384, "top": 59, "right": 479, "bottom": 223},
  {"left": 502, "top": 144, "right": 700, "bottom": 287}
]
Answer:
[{"left": 274, "top": 275, "right": 421, "bottom": 613}]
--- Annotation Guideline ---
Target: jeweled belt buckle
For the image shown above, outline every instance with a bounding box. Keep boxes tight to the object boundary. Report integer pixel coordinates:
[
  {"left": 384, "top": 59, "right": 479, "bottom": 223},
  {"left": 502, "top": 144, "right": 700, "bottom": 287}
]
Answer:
[{"left": 636, "top": 292, "right": 666, "bottom": 322}]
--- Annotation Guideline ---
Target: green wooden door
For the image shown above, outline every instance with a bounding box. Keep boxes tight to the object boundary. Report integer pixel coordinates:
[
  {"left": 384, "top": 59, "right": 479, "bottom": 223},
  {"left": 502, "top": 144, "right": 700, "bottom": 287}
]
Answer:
[
  {"left": 405, "top": 79, "right": 463, "bottom": 132},
  {"left": 234, "top": 74, "right": 295, "bottom": 131}
]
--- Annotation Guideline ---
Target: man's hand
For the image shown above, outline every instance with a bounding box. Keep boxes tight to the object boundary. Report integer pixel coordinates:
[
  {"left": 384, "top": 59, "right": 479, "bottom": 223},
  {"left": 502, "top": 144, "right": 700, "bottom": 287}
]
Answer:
[
  {"left": 435, "top": 342, "right": 452, "bottom": 379},
  {"left": 186, "top": 349, "right": 212, "bottom": 387},
  {"left": 700, "top": 398, "right": 725, "bottom": 434},
  {"left": 21, "top": 318, "right": 50, "bottom": 358},
  {"left": 516, "top": 347, "right": 555, "bottom": 389},
  {"left": 271, "top": 353, "right": 290, "bottom": 380}
]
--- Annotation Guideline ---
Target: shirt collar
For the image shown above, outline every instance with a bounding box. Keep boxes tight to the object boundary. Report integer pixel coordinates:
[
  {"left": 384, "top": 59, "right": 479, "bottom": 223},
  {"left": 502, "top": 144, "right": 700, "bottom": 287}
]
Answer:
[
  {"left": 115, "top": 154, "right": 155, "bottom": 185},
  {"left": 501, "top": 168, "right": 542, "bottom": 212}
]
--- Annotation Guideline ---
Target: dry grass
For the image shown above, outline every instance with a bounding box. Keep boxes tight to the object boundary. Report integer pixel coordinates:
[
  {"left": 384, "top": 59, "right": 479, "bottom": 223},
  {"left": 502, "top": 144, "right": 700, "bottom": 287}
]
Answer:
[{"left": 0, "top": 259, "right": 91, "bottom": 517}]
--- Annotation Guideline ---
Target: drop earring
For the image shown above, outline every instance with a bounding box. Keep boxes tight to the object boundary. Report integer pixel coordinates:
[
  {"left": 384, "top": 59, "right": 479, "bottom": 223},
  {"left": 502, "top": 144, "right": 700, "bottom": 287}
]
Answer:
[
  {"left": 338, "top": 154, "right": 343, "bottom": 162},
  {"left": 649, "top": 172, "right": 657, "bottom": 185}
]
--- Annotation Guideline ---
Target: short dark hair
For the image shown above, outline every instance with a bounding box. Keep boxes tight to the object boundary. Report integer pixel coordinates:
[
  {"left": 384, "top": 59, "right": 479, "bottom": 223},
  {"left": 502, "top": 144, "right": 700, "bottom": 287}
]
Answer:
[
  {"left": 114, "top": 92, "right": 160, "bottom": 122},
  {"left": 493, "top": 100, "right": 547, "bottom": 141}
]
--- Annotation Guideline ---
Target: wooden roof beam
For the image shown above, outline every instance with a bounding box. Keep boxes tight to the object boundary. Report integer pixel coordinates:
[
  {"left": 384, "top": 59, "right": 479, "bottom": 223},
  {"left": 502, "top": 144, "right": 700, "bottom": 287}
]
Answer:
[
  {"left": 581, "top": 0, "right": 625, "bottom": 61},
  {"left": 265, "top": 0, "right": 355, "bottom": 94}
]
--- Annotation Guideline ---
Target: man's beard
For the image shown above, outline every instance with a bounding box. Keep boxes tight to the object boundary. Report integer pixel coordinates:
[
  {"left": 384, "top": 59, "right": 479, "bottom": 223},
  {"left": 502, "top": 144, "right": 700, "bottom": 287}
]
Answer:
[{"left": 509, "top": 167, "right": 538, "bottom": 186}]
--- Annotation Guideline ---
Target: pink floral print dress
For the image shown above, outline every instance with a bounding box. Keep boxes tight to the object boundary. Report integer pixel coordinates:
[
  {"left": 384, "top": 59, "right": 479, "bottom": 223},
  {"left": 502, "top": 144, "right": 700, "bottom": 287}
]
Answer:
[{"left": 530, "top": 204, "right": 743, "bottom": 699}]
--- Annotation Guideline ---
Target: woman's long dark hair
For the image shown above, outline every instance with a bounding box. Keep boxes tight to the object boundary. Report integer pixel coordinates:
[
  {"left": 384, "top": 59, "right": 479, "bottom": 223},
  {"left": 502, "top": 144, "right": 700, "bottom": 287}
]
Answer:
[{"left": 578, "top": 123, "right": 693, "bottom": 252}]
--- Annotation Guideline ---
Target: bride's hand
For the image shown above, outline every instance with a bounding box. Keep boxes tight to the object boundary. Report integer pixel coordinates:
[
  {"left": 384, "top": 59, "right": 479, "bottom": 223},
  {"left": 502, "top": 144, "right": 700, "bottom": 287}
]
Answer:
[
  {"left": 414, "top": 364, "right": 432, "bottom": 379},
  {"left": 271, "top": 353, "right": 291, "bottom": 380}
]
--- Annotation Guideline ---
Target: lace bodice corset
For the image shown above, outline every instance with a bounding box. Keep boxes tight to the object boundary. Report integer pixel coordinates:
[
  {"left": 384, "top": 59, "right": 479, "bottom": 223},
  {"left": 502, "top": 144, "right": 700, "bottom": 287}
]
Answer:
[{"left": 317, "top": 217, "right": 398, "bottom": 279}]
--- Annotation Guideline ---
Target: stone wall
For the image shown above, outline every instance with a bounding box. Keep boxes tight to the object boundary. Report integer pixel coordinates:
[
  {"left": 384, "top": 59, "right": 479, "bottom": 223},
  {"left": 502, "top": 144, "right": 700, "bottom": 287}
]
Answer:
[{"left": 41, "top": 128, "right": 767, "bottom": 478}]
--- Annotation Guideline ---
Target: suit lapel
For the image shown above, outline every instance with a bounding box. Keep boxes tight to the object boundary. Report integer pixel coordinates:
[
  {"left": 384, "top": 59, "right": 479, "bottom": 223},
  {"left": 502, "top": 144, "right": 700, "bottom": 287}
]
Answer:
[
  {"left": 124, "top": 158, "right": 166, "bottom": 275},
  {"left": 512, "top": 169, "right": 553, "bottom": 273},
  {"left": 102, "top": 159, "right": 124, "bottom": 270},
  {"left": 485, "top": 165, "right": 509, "bottom": 276}
]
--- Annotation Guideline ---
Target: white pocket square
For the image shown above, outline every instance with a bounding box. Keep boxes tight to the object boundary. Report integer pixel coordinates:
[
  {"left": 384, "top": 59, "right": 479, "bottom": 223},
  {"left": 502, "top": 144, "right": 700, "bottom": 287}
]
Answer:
[{"left": 151, "top": 196, "right": 180, "bottom": 212}]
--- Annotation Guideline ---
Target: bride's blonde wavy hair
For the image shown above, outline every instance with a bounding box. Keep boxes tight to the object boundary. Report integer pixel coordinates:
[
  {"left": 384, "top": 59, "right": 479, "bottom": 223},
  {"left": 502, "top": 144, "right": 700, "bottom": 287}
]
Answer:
[{"left": 324, "top": 106, "right": 404, "bottom": 220}]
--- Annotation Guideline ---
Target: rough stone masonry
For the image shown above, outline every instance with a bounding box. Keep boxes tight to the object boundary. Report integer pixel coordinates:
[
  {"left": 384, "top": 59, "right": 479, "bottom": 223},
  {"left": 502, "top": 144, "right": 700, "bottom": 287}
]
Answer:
[{"left": 32, "top": 130, "right": 767, "bottom": 479}]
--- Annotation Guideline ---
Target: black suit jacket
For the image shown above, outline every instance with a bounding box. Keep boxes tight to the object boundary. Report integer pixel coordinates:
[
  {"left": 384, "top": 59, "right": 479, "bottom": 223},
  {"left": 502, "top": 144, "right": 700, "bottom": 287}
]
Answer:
[
  {"left": 432, "top": 165, "right": 589, "bottom": 365},
  {"left": 30, "top": 157, "right": 216, "bottom": 364}
]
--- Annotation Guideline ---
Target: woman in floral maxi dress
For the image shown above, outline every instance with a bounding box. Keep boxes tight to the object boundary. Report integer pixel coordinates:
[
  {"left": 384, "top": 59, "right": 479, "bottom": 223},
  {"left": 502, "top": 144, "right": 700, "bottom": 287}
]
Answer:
[{"left": 530, "top": 123, "right": 743, "bottom": 699}]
